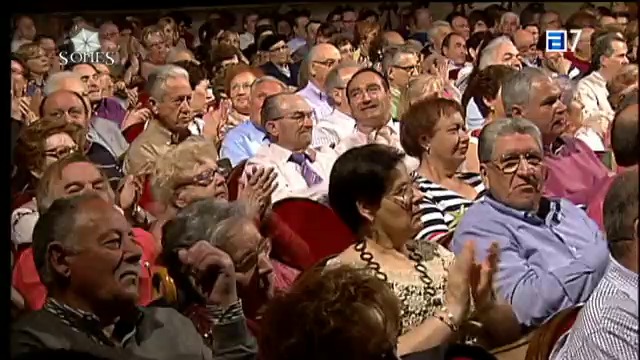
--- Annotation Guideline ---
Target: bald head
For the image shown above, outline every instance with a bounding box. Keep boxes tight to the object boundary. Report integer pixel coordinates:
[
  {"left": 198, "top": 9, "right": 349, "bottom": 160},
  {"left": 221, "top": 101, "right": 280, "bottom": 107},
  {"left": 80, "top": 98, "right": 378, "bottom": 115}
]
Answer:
[
  {"left": 514, "top": 29, "right": 534, "bottom": 46},
  {"left": 308, "top": 43, "right": 342, "bottom": 87},
  {"left": 383, "top": 31, "right": 405, "bottom": 47}
]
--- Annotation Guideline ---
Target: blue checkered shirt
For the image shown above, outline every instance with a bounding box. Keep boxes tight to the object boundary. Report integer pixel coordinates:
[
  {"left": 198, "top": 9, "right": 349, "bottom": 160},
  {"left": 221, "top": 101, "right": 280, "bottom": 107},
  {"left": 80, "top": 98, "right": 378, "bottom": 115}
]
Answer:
[{"left": 550, "top": 256, "right": 638, "bottom": 360}]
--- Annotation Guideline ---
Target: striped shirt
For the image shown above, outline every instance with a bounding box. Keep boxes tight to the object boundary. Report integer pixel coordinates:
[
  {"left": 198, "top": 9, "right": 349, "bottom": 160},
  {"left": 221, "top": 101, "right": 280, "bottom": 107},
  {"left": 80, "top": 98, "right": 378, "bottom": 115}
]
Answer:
[
  {"left": 550, "top": 256, "right": 638, "bottom": 360},
  {"left": 413, "top": 172, "right": 485, "bottom": 242}
]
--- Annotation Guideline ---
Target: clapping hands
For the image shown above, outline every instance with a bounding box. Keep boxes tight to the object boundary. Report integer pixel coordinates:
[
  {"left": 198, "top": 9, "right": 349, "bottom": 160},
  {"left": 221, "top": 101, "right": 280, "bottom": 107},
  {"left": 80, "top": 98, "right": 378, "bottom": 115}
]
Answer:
[
  {"left": 444, "top": 241, "right": 500, "bottom": 326},
  {"left": 238, "top": 167, "right": 278, "bottom": 220}
]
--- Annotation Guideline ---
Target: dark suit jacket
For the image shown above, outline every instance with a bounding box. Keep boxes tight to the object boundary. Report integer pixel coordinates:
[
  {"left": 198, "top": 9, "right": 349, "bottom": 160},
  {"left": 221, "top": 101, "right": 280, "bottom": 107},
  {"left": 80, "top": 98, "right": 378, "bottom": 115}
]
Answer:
[{"left": 259, "top": 62, "right": 299, "bottom": 88}]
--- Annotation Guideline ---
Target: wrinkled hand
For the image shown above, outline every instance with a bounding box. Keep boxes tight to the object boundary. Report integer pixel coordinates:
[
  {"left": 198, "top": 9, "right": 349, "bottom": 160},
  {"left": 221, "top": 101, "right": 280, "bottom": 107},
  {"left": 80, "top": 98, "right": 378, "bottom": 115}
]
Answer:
[
  {"left": 202, "top": 99, "right": 230, "bottom": 140},
  {"left": 470, "top": 242, "right": 499, "bottom": 310},
  {"left": 125, "top": 87, "right": 139, "bottom": 110},
  {"left": 444, "top": 240, "right": 476, "bottom": 324},
  {"left": 122, "top": 104, "right": 152, "bottom": 131},
  {"left": 239, "top": 167, "right": 278, "bottom": 220},
  {"left": 13, "top": 97, "right": 38, "bottom": 124},
  {"left": 117, "top": 175, "right": 142, "bottom": 210},
  {"left": 178, "top": 241, "right": 238, "bottom": 307}
]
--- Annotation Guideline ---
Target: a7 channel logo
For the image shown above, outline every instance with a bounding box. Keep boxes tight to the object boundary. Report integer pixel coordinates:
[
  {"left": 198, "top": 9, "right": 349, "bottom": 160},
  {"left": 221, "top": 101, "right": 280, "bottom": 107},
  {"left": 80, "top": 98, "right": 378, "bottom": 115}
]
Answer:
[{"left": 546, "top": 29, "right": 583, "bottom": 53}]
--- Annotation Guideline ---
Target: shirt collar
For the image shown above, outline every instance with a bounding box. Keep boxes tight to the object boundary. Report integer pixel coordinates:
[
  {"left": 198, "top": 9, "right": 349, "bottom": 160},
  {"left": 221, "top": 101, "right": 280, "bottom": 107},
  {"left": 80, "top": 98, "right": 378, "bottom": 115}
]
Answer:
[
  {"left": 265, "top": 143, "right": 315, "bottom": 164},
  {"left": 608, "top": 256, "right": 639, "bottom": 305},
  {"left": 304, "top": 81, "right": 327, "bottom": 101},
  {"left": 484, "top": 194, "right": 562, "bottom": 226},
  {"left": 44, "top": 297, "right": 142, "bottom": 347}
]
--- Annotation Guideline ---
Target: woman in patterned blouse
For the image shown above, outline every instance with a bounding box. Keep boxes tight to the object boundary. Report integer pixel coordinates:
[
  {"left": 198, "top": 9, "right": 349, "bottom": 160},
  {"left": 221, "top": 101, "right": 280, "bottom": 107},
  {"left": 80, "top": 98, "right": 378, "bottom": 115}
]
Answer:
[{"left": 327, "top": 144, "right": 520, "bottom": 357}]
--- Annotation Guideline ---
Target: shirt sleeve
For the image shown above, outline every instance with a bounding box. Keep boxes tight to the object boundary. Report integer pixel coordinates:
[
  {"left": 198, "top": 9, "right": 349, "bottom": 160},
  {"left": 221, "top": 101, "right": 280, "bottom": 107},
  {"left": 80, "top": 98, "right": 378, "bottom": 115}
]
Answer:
[
  {"left": 220, "top": 136, "right": 251, "bottom": 168},
  {"left": 413, "top": 197, "right": 449, "bottom": 242},
  {"left": 453, "top": 221, "right": 606, "bottom": 327}
]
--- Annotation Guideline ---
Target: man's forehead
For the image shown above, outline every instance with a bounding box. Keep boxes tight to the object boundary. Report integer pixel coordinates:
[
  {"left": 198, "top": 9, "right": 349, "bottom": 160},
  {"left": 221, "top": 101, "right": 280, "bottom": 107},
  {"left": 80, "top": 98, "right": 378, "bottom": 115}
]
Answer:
[
  {"left": 281, "top": 95, "right": 311, "bottom": 111},
  {"left": 494, "top": 133, "right": 541, "bottom": 154},
  {"left": 349, "top": 71, "right": 383, "bottom": 89},
  {"left": 60, "top": 78, "right": 87, "bottom": 93},
  {"left": 60, "top": 162, "right": 102, "bottom": 180},
  {"left": 74, "top": 64, "right": 97, "bottom": 75},
  {"left": 45, "top": 92, "right": 83, "bottom": 107}
]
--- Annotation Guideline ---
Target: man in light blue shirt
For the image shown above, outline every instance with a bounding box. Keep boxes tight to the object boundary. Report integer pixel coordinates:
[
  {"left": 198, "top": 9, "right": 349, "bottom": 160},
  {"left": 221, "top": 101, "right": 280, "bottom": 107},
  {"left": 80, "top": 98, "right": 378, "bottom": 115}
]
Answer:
[
  {"left": 220, "top": 76, "right": 287, "bottom": 166},
  {"left": 452, "top": 118, "right": 609, "bottom": 328},
  {"left": 551, "top": 169, "right": 639, "bottom": 360}
]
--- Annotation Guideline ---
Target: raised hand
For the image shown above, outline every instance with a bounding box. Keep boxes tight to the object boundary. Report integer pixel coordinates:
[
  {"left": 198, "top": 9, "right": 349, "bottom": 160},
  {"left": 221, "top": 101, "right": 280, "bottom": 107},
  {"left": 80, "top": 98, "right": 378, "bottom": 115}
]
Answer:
[
  {"left": 470, "top": 242, "right": 499, "bottom": 310},
  {"left": 444, "top": 240, "right": 476, "bottom": 324},
  {"left": 122, "top": 104, "right": 152, "bottom": 131},
  {"left": 178, "top": 241, "right": 238, "bottom": 308},
  {"left": 238, "top": 166, "right": 278, "bottom": 220}
]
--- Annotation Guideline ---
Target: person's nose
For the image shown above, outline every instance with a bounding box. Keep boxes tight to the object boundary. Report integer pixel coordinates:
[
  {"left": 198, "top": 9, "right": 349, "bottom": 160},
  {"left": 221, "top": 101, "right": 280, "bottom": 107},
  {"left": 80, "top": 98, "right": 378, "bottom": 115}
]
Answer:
[
  {"left": 411, "top": 187, "right": 423, "bottom": 206},
  {"left": 123, "top": 236, "right": 143, "bottom": 265}
]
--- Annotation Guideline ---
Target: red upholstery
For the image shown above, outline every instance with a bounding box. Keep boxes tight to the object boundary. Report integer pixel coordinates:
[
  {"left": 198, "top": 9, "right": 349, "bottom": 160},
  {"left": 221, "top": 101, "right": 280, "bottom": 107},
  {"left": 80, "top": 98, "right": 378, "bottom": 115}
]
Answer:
[
  {"left": 122, "top": 121, "right": 146, "bottom": 144},
  {"left": 226, "top": 160, "right": 247, "bottom": 201},
  {"left": 272, "top": 198, "right": 355, "bottom": 263},
  {"left": 138, "top": 177, "right": 163, "bottom": 217}
]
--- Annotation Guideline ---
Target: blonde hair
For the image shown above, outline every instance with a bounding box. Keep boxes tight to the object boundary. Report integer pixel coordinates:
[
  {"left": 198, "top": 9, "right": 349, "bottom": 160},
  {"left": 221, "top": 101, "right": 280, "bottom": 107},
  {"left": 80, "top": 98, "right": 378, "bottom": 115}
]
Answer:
[
  {"left": 15, "top": 42, "right": 43, "bottom": 59},
  {"left": 151, "top": 137, "right": 219, "bottom": 205},
  {"left": 141, "top": 25, "right": 166, "bottom": 48},
  {"left": 397, "top": 75, "right": 447, "bottom": 118}
]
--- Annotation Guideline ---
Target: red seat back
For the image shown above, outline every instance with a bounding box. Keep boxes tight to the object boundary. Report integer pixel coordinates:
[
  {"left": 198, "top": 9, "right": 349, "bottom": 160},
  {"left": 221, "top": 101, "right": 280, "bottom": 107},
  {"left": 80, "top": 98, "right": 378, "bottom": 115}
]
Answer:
[
  {"left": 226, "top": 160, "right": 247, "bottom": 201},
  {"left": 122, "top": 121, "right": 146, "bottom": 144},
  {"left": 272, "top": 198, "right": 355, "bottom": 263}
]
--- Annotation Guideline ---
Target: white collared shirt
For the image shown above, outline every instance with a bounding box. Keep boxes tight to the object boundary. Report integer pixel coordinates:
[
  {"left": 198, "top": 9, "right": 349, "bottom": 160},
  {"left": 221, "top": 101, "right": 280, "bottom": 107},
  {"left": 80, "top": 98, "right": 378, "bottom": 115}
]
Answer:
[
  {"left": 243, "top": 143, "right": 339, "bottom": 203},
  {"left": 297, "top": 81, "right": 333, "bottom": 120},
  {"left": 312, "top": 108, "right": 357, "bottom": 148},
  {"left": 333, "top": 119, "right": 418, "bottom": 171},
  {"left": 576, "top": 71, "right": 615, "bottom": 123}
]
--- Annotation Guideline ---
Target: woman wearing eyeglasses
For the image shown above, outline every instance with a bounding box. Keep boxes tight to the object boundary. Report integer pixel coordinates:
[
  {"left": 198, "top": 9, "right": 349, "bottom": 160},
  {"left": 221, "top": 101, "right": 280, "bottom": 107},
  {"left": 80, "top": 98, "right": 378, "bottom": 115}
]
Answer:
[
  {"left": 327, "top": 144, "right": 518, "bottom": 357},
  {"left": 224, "top": 64, "right": 265, "bottom": 132},
  {"left": 12, "top": 116, "right": 87, "bottom": 251}
]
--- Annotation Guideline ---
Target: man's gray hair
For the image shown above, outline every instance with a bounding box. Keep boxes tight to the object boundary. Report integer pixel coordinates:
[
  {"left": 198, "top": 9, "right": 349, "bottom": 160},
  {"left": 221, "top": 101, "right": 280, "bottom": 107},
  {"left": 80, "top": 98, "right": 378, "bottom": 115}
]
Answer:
[
  {"left": 166, "top": 47, "right": 196, "bottom": 64},
  {"left": 43, "top": 71, "right": 82, "bottom": 96},
  {"left": 33, "top": 192, "right": 106, "bottom": 289},
  {"left": 427, "top": 20, "right": 451, "bottom": 41},
  {"left": 324, "top": 60, "right": 361, "bottom": 93},
  {"left": 500, "top": 12, "right": 519, "bottom": 25},
  {"left": 162, "top": 199, "right": 252, "bottom": 253},
  {"left": 591, "top": 32, "right": 626, "bottom": 71},
  {"left": 250, "top": 75, "right": 287, "bottom": 94},
  {"left": 501, "top": 67, "right": 550, "bottom": 116},
  {"left": 478, "top": 36, "right": 514, "bottom": 70},
  {"left": 478, "top": 117, "right": 543, "bottom": 163},
  {"left": 146, "top": 65, "right": 189, "bottom": 100}
]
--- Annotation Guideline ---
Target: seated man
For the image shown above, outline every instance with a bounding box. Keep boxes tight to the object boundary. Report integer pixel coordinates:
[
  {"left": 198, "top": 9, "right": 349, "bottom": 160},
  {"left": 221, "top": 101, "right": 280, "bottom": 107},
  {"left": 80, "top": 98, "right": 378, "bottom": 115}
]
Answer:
[
  {"left": 452, "top": 118, "right": 610, "bottom": 328},
  {"left": 12, "top": 154, "right": 157, "bottom": 309},
  {"left": 244, "top": 93, "right": 338, "bottom": 202},
  {"left": 11, "top": 193, "right": 257, "bottom": 360},
  {"left": 586, "top": 91, "right": 639, "bottom": 229},
  {"left": 502, "top": 67, "right": 610, "bottom": 206},
  {"left": 551, "top": 169, "right": 639, "bottom": 360}
]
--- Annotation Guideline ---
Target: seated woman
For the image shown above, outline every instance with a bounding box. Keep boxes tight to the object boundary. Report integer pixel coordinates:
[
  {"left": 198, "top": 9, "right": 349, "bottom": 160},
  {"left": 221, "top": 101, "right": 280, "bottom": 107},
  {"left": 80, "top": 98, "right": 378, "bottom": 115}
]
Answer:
[
  {"left": 327, "top": 144, "right": 520, "bottom": 356},
  {"left": 223, "top": 64, "right": 264, "bottom": 132},
  {"left": 400, "top": 98, "right": 485, "bottom": 243},
  {"left": 461, "top": 64, "right": 517, "bottom": 133},
  {"left": 159, "top": 198, "right": 298, "bottom": 341},
  {"left": 12, "top": 116, "right": 87, "bottom": 251}
]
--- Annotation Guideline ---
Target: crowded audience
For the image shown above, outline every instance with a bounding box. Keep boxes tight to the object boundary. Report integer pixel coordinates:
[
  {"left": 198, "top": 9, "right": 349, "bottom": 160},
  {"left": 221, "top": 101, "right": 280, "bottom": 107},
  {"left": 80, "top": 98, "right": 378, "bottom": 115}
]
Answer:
[{"left": 10, "top": 3, "right": 639, "bottom": 360}]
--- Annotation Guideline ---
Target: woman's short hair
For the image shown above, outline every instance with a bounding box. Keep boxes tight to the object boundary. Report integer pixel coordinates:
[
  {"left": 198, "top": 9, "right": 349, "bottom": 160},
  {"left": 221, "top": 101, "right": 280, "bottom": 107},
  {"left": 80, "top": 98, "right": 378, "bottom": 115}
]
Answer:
[
  {"left": 397, "top": 74, "right": 447, "bottom": 118},
  {"left": 151, "top": 137, "right": 218, "bottom": 205},
  {"left": 15, "top": 116, "right": 87, "bottom": 174},
  {"left": 461, "top": 64, "right": 518, "bottom": 116},
  {"left": 259, "top": 265, "right": 401, "bottom": 360},
  {"left": 329, "top": 144, "right": 405, "bottom": 234},
  {"left": 140, "top": 25, "right": 166, "bottom": 48},
  {"left": 400, "top": 97, "right": 463, "bottom": 158},
  {"left": 223, "top": 63, "right": 264, "bottom": 95}
]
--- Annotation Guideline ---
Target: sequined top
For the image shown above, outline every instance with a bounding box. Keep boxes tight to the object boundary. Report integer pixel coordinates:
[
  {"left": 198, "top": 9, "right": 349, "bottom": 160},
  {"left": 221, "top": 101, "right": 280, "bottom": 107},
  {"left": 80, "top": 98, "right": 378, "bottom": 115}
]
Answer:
[{"left": 327, "top": 241, "right": 454, "bottom": 334}]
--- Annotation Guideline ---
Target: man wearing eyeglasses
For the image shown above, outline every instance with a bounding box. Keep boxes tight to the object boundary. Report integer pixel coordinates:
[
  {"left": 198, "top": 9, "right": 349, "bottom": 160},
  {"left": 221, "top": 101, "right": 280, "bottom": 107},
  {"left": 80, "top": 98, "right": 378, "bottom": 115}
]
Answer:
[
  {"left": 452, "top": 117, "right": 609, "bottom": 329},
  {"left": 258, "top": 34, "right": 297, "bottom": 87},
  {"left": 382, "top": 46, "right": 420, "bottom": 119},
  {"left": 297, "top": 43, "right": 342, "bottom": 123},
  {"left": 245, "top": 93, "right": 338, "bottom": 202}
]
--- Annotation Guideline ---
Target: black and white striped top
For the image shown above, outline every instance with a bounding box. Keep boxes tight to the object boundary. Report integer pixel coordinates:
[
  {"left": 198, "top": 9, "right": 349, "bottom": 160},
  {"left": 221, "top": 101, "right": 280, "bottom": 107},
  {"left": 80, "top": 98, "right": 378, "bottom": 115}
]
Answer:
[{"left": 413, "top": 172, "right": 486, "bottom": 242}]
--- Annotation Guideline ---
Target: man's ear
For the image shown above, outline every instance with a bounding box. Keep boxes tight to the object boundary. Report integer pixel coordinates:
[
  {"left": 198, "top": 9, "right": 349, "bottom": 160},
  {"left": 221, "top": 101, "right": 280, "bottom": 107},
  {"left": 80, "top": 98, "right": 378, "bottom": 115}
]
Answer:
[
  {"left": 47, "top": 242, "right": 72, "bottom": 280},
  {"left": 264, "top": 120, "right": 278, "bottom": 138},
  {"left": 510, "top": 104, "right": 525, "bottom": 118},
  {"left": 479, "top": 163, "right": 490, "bottom": 189},
  {"left": 148, "top": 97, "right": 159, "bottom": 115}
]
